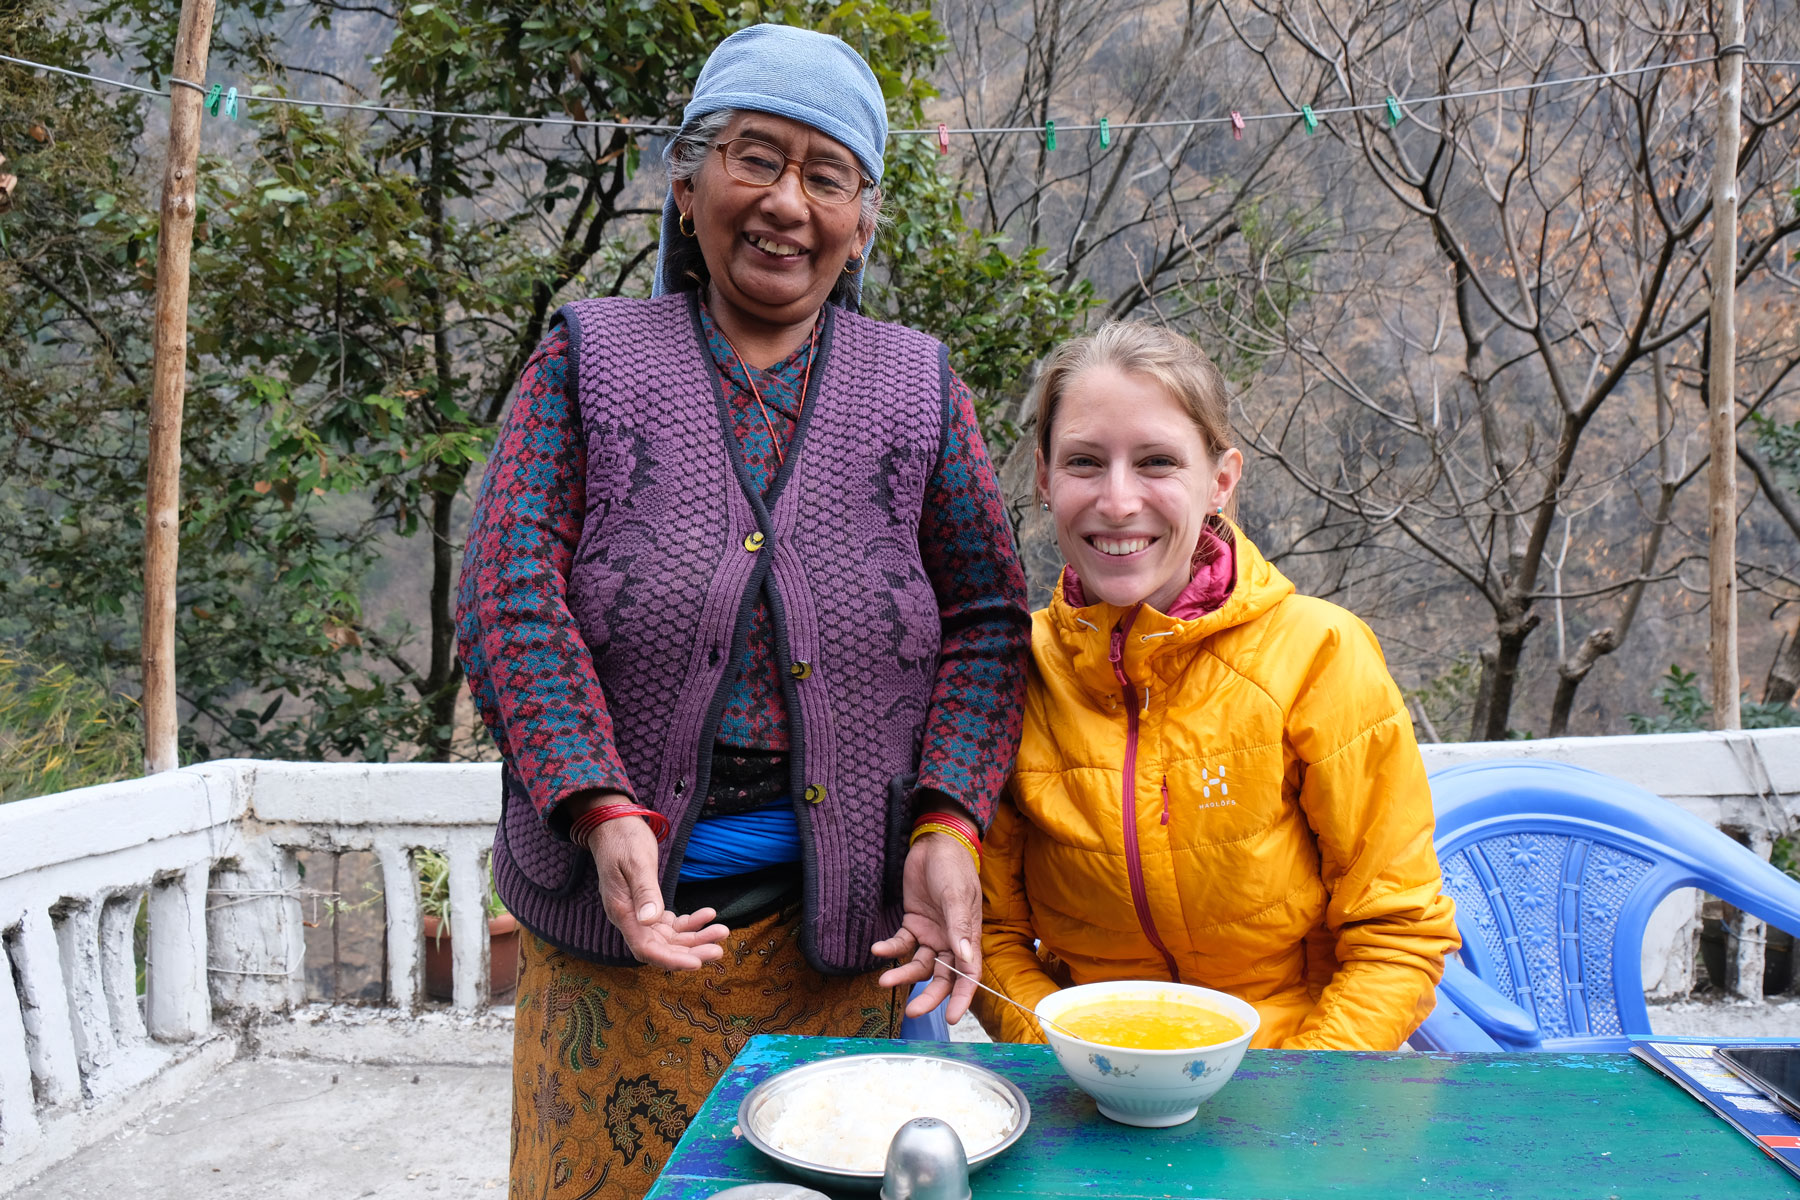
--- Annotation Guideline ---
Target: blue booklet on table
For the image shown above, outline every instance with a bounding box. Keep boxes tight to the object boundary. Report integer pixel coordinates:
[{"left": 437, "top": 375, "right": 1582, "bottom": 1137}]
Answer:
[{"left": 1632, "top": 1040, "right": 1800, "bottom": 1182}]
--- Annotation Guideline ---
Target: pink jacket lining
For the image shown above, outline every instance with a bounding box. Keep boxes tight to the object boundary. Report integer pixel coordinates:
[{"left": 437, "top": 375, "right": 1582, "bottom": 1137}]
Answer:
[{"left": 1060, "top": 520, "right": 1236, "bottom": 619}]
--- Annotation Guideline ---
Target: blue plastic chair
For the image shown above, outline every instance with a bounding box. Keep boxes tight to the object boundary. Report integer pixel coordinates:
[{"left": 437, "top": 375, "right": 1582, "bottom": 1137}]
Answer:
[
  {"left": 900, "top": 980, "right": 951, "bottom": 1040},
  {"left": 1409, "top": 759, "right": 1800, "bottom": 1052}
]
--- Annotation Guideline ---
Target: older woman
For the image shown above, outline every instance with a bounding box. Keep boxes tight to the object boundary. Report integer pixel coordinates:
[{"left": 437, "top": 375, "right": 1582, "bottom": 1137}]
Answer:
[
  {"left": 456, "top": 24, "right": 1029, "bottom": 1199},
  {"left": 973, "top": 322, "right": 1459, "bottom": 1052}
]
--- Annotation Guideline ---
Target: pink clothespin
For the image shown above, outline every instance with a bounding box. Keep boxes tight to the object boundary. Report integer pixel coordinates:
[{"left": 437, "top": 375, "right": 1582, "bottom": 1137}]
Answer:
[
  {"left": 1230, "top": 111, "right": 1245, "bottom": 141},
  {"left": 937, "top": 123, "right": 950, "bottom": 155}
]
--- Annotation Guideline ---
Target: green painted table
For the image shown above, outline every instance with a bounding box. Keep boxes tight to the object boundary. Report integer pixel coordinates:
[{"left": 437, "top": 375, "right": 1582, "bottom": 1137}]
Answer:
[{"left": 644, "top": 1036, "right": 1800, "bottom": 1199}]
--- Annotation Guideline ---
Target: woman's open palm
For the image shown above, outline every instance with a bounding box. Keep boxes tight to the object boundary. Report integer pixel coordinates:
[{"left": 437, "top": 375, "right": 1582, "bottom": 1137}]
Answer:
[{"left": 587, "top": 812, "right": 729, "bottom": 970}]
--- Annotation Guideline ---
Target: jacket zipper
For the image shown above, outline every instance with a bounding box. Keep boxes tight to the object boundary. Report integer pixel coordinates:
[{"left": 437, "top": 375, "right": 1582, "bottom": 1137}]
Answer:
[{"left": 1110, "top": 607, "right": 1181, "bottom": 981}]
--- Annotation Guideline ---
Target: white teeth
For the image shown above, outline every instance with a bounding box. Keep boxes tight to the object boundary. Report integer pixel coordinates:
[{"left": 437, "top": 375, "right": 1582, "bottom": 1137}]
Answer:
[
  {"left": 1093, "top": 537, "right": 1151, "bottom": 556},
  {"left": 753, "top": 236, "right": 803, "bottom": 256}
]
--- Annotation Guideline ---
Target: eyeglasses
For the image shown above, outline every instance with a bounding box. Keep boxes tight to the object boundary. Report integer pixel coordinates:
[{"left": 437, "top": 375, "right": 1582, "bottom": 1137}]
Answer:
[{"left": 715, "top": 137, "right": 870, "bottom": 206}]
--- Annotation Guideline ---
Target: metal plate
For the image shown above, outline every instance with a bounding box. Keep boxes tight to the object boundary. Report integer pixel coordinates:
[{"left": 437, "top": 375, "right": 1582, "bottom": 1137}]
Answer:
[{"left": 736, "top": 1053, "right": 1031, "bottom": 1193}]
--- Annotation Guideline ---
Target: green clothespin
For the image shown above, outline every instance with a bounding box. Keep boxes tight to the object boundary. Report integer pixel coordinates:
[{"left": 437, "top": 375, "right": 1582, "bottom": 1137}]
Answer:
[
  {"left": 1301, "top": 105, "right": 1318, "bottom": 134},
  {"left": 204, "top": 83, "right": 222, "bottom": 116},
  {"left": 1045, "top": 119, "right": 1056, "bottom": 151},
  {"left": 1099, "top": 117, "right": 1110, "bottom": 149},
  {"left": 1386, "top": 96, "right": 1403, "bottom": 127},
  {"left": 224, "top": 87, "right": 239, "bottom": 120}
]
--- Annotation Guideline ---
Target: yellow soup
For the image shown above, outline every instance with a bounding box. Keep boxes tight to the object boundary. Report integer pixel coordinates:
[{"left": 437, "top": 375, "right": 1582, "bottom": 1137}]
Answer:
[{"left": 1057, "top": 997, "right": 1244, "bottom": 1050}]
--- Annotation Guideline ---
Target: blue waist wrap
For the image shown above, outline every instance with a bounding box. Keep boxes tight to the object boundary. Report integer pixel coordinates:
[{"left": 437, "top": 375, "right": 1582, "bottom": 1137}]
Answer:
[{"left": 677, "top": 803, "right": 801, "bottom": 881}]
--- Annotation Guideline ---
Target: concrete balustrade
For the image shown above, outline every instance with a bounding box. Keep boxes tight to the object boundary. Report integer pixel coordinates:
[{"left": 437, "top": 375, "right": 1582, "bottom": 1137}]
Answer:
[
  {"left": 0, "top": 759, "right": 506, "bottom": 1179},
  {"left": 0, "top": 733, "right": 1796, "bottom": 1187}
]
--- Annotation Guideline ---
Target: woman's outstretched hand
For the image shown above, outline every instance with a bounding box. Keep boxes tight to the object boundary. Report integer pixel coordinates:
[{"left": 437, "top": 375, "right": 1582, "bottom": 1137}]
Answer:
[
  {"left": 872, "top": 829, "right": 982, "bottom": 1023},
  {"left": 582, "top": 797, "right": 729, "bottom": 970}
]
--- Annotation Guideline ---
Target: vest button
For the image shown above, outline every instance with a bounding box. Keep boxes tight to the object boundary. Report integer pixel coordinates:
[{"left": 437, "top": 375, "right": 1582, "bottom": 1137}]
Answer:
[
  {"left": 789, "top": 661, "right": 812, "bottom": 680},
  {"left": 804, "top": 784, "right": 826, "bottom": 805},
  {"left": 743, "top": 531, "right": 766, "bottom": 552}
]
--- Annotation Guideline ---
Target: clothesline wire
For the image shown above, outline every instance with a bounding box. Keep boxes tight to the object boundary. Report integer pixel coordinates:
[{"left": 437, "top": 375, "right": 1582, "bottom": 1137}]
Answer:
[{"left": 3, "top": 49, "right": 1796, "bottom": 141}]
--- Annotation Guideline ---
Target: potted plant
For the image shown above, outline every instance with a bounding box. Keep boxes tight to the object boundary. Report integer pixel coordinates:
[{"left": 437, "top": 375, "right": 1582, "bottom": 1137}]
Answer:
[{"left": 417, "top": 850, "right": 519, "bottom": 1001}]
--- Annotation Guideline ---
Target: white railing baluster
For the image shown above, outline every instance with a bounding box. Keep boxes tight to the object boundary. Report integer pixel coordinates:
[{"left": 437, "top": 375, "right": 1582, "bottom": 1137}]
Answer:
[
  {"left": 53, "top": 901, "right": 113, "bottom": 1077},
  {"left": 205, "top": 843, "right": 305, "bottom": 1017},
  {"left": 12, "top": 909, "right": 81, "bottom": 1107},
  {"left": 447, "top": 836, "right": 489, "bottom": 1013},
  {"left": 0, "top": 929, "right": 44, "bottom": 1164},
  {"left": 1727, "top": 828, "right": 1773, "bottom": 999},
  {"left": 98, "top": 892, "right": 147, "bottom": 1047},
  {"left": 376, "top": 840, "right": 422, "bottom": 1014},
  {"left": 147, "top": 865, "right": 210, "bottom": 1042}
]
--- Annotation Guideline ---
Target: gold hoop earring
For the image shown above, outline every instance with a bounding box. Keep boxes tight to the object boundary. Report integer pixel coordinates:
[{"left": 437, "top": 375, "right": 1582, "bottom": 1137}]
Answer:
[
  {"left": 843, "top": 255, "right": 865, "bottom": 275},
  {"left": 678, "top": 211, "right": 696, "bottom": 238}
]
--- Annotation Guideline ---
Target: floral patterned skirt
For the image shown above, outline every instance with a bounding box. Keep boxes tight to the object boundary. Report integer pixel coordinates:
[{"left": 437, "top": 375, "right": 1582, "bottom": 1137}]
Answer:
[{"left": 508, "top": 906, "right": 903, "bottom": 1200}]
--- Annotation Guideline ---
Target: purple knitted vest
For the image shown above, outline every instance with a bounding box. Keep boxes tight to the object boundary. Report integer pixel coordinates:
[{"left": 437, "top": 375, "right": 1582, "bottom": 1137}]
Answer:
[{"left": 491, "top": 293, "right": 949, "bottom": 974}]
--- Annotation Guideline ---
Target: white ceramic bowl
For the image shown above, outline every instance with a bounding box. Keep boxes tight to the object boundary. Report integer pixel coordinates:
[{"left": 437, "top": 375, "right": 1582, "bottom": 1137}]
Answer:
[{"left": 1035, "top": 981, "right": 1260, "bottom": 1127}]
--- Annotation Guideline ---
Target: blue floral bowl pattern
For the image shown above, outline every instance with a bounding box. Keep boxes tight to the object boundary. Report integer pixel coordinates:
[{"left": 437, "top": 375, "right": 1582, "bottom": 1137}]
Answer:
[{"left": 1035, "top": 981, "right": 1260, "bottom": 1128}]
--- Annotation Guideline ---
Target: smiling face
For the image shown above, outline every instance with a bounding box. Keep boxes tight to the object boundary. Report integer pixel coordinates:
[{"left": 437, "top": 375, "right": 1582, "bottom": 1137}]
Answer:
[
  {"left": 1038, "top": 364, "right": 1243, "bottom": 613},
  {"left": 670, "top": 111, "right": 874, "bottom": 333}
]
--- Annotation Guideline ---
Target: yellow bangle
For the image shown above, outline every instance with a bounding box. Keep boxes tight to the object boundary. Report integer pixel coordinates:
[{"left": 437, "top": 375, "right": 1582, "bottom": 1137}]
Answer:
[{"left": 910, "top": 821, "right": 981, "bottom": 870}]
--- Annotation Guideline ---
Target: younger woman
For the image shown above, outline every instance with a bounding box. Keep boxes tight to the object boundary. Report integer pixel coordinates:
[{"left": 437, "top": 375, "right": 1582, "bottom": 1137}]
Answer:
[{"left": 974, "top": 322, "right": 1459, "bottom": 1050}]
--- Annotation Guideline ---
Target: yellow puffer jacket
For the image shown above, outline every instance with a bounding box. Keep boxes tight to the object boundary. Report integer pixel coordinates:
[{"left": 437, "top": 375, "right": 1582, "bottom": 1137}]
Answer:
[{"left": 977, "top": 524, "right": 1459, "bottom": 1050}]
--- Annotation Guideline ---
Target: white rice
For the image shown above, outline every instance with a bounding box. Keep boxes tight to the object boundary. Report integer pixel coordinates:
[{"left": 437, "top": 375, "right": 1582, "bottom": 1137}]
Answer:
[{"left": 760, "top": 1059, "right": 1017, "bottom": 1173}]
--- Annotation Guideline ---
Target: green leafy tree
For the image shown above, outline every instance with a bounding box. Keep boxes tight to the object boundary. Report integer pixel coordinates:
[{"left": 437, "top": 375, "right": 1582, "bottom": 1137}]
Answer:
[
  {"left": 7, "top": 0, "right": 1092, "bottom": 768},
  {"left": 1626, "top": 665, "right": 1800, "bottom": 735},
  {"left": 1, "top": 3, "right": 353, "bottom": 764}
]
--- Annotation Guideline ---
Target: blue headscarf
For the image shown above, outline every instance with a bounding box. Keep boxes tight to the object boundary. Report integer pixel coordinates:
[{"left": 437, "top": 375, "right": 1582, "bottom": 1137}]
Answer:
[{"left": 652, "top": 24, "right": 888, "bottom": 304}]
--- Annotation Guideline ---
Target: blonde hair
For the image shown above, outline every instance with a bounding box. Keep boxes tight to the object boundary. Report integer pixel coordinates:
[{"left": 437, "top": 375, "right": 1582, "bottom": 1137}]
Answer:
[{"left": 1032, "top": 321, "right": 1238, "bottom": 518}]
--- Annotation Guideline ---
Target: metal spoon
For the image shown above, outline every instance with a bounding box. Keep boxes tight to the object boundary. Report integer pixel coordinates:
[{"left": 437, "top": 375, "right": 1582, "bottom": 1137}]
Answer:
[{"left": 926, "top": 957, "right": 1083, "bottom": 1041}]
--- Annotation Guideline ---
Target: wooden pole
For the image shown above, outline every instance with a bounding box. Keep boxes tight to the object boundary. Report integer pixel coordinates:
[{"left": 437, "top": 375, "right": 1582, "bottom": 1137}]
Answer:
[
  {"left": 143, "top": 0, "right": 217, "bottom": 773},
  {"left": 1708, "top": 1, "right": 1746, "bottom": 732}
]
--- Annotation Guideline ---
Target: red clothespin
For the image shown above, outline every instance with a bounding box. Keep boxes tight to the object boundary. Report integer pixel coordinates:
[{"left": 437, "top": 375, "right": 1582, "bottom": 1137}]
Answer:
[
  {"left": 937, "top": 123, "right": 950, "bottom": 155},
  {"left": 1230, "top": 111, "right": 1245, "bottom": 141}
]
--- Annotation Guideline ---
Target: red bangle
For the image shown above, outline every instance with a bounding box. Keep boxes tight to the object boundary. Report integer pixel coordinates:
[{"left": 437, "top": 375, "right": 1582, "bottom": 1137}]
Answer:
[
  {"left": 913, "top": 809, "right": 981, "bottom": 854},
  {"left": 569, "top": 802, "right": 670, "bottom": 846}
]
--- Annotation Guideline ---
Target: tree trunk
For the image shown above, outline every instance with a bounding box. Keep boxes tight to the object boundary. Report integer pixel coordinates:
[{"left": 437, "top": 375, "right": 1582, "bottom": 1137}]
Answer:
[
  {"left": 142, "top": 0, "right": 217, "bottom": 773},
  {"left": 1708, "top": 0, "right": 1747, "bottom": 730},
  {"left": 1548, "top": 627, "right": 1619, "bottom": 738},
  {"left": 1479, "top": 612, "right": 1541, "bottom": 742},
  {"left": 424, "top": 484, "right": 462, "bottom": 759},
  {"left": 1766, "top": 617, "right": 1800, "bottom": 707},
  {"left": 1468, "top": 648, "right": 1498, "bottom": 743},
  {"left": 420, "top": 102, "right": 460, "bottom": 762}
]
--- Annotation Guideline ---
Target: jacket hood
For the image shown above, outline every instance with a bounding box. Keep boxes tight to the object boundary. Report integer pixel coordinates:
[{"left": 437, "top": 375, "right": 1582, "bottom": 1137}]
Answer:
[{"left": 1042, "top": 520, "right": 1296, "bottom": 705}]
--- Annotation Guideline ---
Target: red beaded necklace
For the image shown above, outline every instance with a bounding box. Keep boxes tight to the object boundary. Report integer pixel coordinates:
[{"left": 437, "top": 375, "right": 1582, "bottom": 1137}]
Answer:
[{"left": 715, "top": 318, "right": 821, "bottom": 468}]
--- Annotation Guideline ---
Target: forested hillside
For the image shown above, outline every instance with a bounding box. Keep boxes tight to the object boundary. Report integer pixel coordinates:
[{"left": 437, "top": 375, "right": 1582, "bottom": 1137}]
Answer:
[{"left": 2, "top": 0, "right": 1797, "bottom": 791}]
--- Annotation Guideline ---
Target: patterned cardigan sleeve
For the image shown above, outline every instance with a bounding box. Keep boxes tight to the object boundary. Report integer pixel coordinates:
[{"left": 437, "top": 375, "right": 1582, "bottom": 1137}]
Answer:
[
  {"left": 456, "top": 325, "right": 635, "bottom": 826},
  {"left": 912, "top": 370, "right": 1033, "bottom": 831}
]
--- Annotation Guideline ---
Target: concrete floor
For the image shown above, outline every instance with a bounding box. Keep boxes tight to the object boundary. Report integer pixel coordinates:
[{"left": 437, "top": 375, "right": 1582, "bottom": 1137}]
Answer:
[
  {"left": 1647, "top": 994, "right": 1800, "bottom": 1039},
  {"left": 11, "top": 998, "right": 1794, "bottom": 1199},
  {"left": 12, "top": 1057, "right": 511, "bottom": 1199}
]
